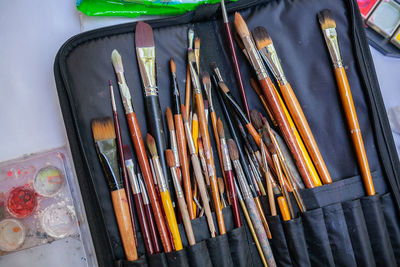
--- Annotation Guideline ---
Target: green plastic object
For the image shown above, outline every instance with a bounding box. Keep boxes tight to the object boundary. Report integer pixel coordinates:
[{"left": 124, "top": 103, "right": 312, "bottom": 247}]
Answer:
[{"left": 77, "top": 0, "right": 227, "bottom": 18}]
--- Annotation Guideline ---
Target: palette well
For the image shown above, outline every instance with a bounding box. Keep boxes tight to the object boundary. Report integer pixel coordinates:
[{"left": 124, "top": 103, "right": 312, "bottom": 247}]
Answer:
[
  {"left": 367, "top": 0, "right": 400, "bottom": 37},
  {"left": 0, "top": 149, "right": 78, "bottom": 254}
]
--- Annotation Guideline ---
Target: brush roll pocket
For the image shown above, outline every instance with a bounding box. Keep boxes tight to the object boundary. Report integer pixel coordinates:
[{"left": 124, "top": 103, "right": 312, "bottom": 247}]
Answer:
[
  {"left": 381, "top": 193, "right": 400, "bottom": 266},
  {"left": 186, "top": 241, "right": 212, "bottom": 267},
  {"left": 165, "top": 248, "right": 190, "bottom": 267},
  {"left": 117, "top": 255, "right": 148, "bottom": 267},
  {"left": 282, "top": 217, "right": 311, "bottom": 267},
  {"left": 266, "top": 215, "right": 292, "bottom": 267},
  {"left": 227, "top": 226, "right": 249, "bottom": 267},
  {"left": 147, "top": 252, "right": 168, "bottom": 267}
]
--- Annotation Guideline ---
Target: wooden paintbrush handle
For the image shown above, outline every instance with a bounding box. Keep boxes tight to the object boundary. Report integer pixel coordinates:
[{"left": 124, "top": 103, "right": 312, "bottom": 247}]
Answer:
[
  {"left": 143, "top": 202, "right": 161, "bottom": 253},
  {"left": 258, "top": 78, "right": 315, "bottom": 188},
  {"left": 244, "top": 197, "right": 276, "bottom": 267},
  {"left": 277, "top": 196, "right": 291, "bottom": 221},
  {"left": 195, "top": 94, "right": 226, "bottom": 234},
  {"left": 174, "top": 114, "right": 194, "bottom": 219},
  {"left": 334, "top": 67, "right": 375, "bottom": 196},
  {"left": 254, "top": 196, "right": 271, "bottom": 239},
  {"left": 160, "top": 190, "right": 183, "bottom": 250},
  {"left": 111, "top": 189, "right": 138, "bottom": 261},
  {"left": 177, "top": 196, "right": 196, "bottom": 246},
  {"left": 279, "top": 82, "right": 332, "bottom": 184},
  {"left": 266, "top": 173, "right": 277, "bottom": 216},
  {"left": 126, "top": 112, "right": 172, "bottom": 252}
]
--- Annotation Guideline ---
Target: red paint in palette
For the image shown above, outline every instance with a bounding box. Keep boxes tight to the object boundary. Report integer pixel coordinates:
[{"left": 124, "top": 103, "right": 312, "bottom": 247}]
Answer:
[
  {"left": 357, "top": 0, "right": 379, "bottom": 19},
  {"left": 7, "top": 187, "right": 37, "bottom": 218}
]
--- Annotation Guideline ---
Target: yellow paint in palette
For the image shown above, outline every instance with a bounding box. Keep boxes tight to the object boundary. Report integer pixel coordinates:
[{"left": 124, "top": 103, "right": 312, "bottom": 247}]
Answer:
[
  {"left": 391, "top": 27, "right": 400, "bottom": 48},
  {"left": 367, "top": 0, "right": 400, "bottom": 38}
]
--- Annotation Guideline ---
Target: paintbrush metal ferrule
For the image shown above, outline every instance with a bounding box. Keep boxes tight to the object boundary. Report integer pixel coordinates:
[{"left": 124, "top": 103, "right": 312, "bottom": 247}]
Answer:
[
  {"left": 138, "top": 175, "right": 150, "bottom": 205},
  {"left": 136, "top": 47, "right": 158, "bottom": 96},
  {"left": 189, "top": 59, "right": 201, "bottom": 94},
  {"left": 221, "top": 0, "right": 229, "bottom": 23},
  {"left": 170, "top": 166, "right": 184, "bottom": 198},
  {"left": 242, "top": 35, "right": 268, "bottom": 80},
  {"left": 259, "top": 44, "right": 287, "bottom": 85},
  {"left": 322, "top": 28, "right": 343, "bottom": 68},
  {"left": 126, "top": 159, "right": 141, "bottom": 194},
  {"left": 169, "top": 131, "right": 180, "bottom": 167},
  {"left": 111, "top": 62, "right": 133, "bottom": 114},
  {"left": 212, "top": 64, "right": 224, "bottom": 83},
  {"left": 220, "top": 138, "right": 232, "bottom": 171},
  {"left": 152, "top": 156, "right": 169, "bottom": 192}
]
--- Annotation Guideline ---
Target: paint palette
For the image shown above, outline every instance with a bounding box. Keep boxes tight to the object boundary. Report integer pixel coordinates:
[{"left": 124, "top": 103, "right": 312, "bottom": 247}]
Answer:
[
  {"left": 358, "top": 0, "right": 400, "bottom": 57},
  {"left": 0, "top": 149, "right": 78, "bottom": 254}
]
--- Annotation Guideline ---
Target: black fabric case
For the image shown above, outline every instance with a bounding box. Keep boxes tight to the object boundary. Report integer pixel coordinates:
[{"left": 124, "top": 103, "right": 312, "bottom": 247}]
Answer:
[{"left": 54, "top": 0, "right": 400, "bottom": 266}]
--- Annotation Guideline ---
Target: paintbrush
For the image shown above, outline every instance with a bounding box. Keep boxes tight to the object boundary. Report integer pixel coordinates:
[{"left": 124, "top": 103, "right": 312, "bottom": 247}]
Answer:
[
  {"left": 166, "top": 107, "right": 181, "bottom": 181},
  {"left": 253, "top": 26, "right": 331, "bottom": 185},
  {"left": 124, "top": 145, "right": 154, "bottom": 254},
  {"left": 135, "top": 22, "right": 172, "bottom": 203},
  {"left": 147, "top": 134, "right": 182, "bottom": 250},
  {"left": 202, "top": 72, "right": 229, "bottom": 200},
  {"left": 185, "top": 28, "right": 195, "bottom": 118},
  {"left": 318, "top": 9, "right": 375, "bottom": 196},
  {"left": 228, "top": 139, "right": 276, "bottom": 267},
  {"left": 109, "top": 81, "right": 138, "bottom": 245},
  {"left": 217, "top": 118, "right": 242, "bottom": 228},
  {"left": 166, "top": 150, "right": 196, "bottom": 246},
  {"left": 181, "top": 104, "right": 216, "bottom": 237},
  {"left": 188, "top": 50, "right": 226, "bottom": 235},
  {"left": 220, "top": 0, "right": 250, "bottom": 119},
  {"left": 194, "top": 37, "right": 200, "bottom": 74},
  {"left": 234, "top": 13, "right": 316, "bottom": 189},
  {"left": 266, "top": 120, "right": 306, "bottom": 213},
  {"left": 170, "top": 59, "right": 195, "bottom": 219},
  {"left": 91, "top": 118, "right": 137, "bottom": 261},
  {"left": 234, "top": 180, "right": 267, "bottom": 267},
  {"left": 192, "top": 113, "right": 199, "bottom": 154},
  {"left": 197, "top": 138, "right": 210, "bottom": 188},
  {"left": 137, "top": 168, "right": 161, "bottom": 253},
  {"left": 261, "top": 142, "right": 277, "bottom": 216},
  {"left": 111, "top": 49, "right": 172, "bottom": 252}
]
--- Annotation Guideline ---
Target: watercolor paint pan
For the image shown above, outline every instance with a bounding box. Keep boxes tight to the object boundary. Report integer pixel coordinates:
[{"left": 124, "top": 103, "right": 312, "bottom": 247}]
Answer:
[
  {"left": 358, "top": 0, "right": 400, "bottom": 57},
  {"left": 391, "top": 26, "right": 400, "bottom": 47}
]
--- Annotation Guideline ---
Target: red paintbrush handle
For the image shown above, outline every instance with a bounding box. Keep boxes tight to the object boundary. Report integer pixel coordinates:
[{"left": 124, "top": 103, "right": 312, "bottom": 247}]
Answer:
[
  {"left": 133, "top": 193, "right": 154, "bottom": 254},
  {"left": 125, "top": 112, "right": 172, "bottom": 252},
  {"left": 225, "top": 170, "right": 241, "bottom": 228},
  {"left": 143, "top": 201, "right": 161, "bottom": 253},
  {"left": 113, "top": 112, "right": 138, "bottom": 245},
  {"left": 225, "top": 23, "right": 250, "bottom": 119},
  {"left": 258, "top": 78, "right": 315, "bottom": 188}
]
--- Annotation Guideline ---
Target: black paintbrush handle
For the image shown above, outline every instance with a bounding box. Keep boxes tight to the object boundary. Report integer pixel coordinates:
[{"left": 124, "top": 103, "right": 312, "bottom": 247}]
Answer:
[{"left": 144, "top": 95, "right": 174, "bottom": 201}]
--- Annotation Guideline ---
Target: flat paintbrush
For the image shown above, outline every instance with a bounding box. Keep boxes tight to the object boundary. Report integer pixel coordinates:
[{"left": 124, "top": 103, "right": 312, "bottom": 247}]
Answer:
[
  {"left": 318, "top": 9, "right": 375, "bottom": 196},
  {"left": 185, "top": 28, "right": 195, "bottom": 118},
  {"left": 253, "top": 26, "right": 330, "bottom": 185},
  {"left": 135, "top": 22, "right": 173, "bottom": 203},
  {"left": 234, "top": 13, "right": 315, "bottom": 189},
  {"left": 91, "top": 118, "right": 138, "bottom": 261},
  {"left": 111, "top": 49, "right": 171, "bottom": 252}
]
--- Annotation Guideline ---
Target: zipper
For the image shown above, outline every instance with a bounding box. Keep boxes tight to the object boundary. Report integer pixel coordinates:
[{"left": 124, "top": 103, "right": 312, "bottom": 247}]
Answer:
[{"left": 347, "top": 0, "right": 400, "bottom": 209}]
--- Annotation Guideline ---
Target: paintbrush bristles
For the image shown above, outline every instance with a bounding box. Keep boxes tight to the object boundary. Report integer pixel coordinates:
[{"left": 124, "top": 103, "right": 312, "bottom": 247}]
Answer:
[
  {"left": 217, "top": 119, "right": 225, "bottom": 139},
  {"left": 166, "top": 107, "right": 175, "bottom": 131},
  {"left": 219, "top": 82, "right": 230, "bottom": 94},
  {"left": 318, "top": 9, "right": 336, "bottom": 30},
  {"left": 170, "top": 58, "right": 176, "bottom": 73},
  {"left": 188, "top": 50, "right": 196, "bottom": 65},
  {"left": 202, "top": 73, "right": 211, "bottom": 88},
  {"left": 135, "top": 21, "right": 154, "bottom": 48},
  {"left": 250, "top": 110, "right": 263, "bottom": 130},
  {"left": 218, "top": 177, "right": 225, "bottom": 194},
  {"left": 252, "top": 26, "right": 272, "bottom": 49},
  {"left": 166, "top": 149, "right": 175, "bottom": 168},
  {"left": 194, "top": 38, "right": 200, "bottom": 50},
  {"left": 146, "top": 134, "right": 158, "bottom": 157},
  {"left": 111, "top": 50, "right": 124, "bottom": 73},
  {"left": 234, "top": 12, "right": 250, "bottom": 38},
  {"left": 227, "top": 139, "right": 239, "bottom": 161},
  {"left": 91, "top": 118, "right": 116, "bottom": 141}
]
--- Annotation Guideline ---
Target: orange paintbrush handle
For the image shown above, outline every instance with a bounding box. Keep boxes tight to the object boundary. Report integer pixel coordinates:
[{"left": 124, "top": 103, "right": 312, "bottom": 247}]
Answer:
[
  {"left": 160, "top": 190, "right": 183, "bottom": 250},
  {"left": 279, "top": 82, "right": 332, "bottom": 184},
  {"left": 111, "top": 189, "right": 138, "bottom": 261},
  {"left": 277, "top": 196, "right": 291, "bottom": 221},
  {"left": 258, "top": 77, "right": 315, "bottom": 188},
  {"left": 195, "top": 94, "right": 226, "bottom": 234},
  {"left": 126, "top": 112, "right": 172, "bottom": 252},
  {"left": 334, "top": 67, "right": 375, "bottom": 196},
  {"left": 174, "top": 114, "right": 194, "bottom": 219}
]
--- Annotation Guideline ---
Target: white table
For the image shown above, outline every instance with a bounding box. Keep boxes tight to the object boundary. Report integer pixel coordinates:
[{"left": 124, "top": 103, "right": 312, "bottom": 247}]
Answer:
[{"left": 0, "top": 0, "right": 399, "bottom": 266}]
